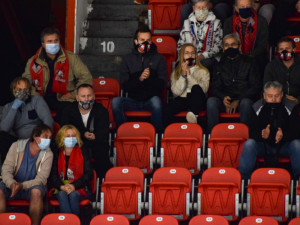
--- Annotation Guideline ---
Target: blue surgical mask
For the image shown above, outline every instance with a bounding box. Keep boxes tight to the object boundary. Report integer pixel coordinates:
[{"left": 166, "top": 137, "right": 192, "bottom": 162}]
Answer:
[
  {"left": 45, "top": 43, "right": 60, "bottom": 55},
  {"left": 38, "top": 138, "right": 51, "bottom": 151},
  {"left": 64, "top": 137, "right": 78, "bottom": 148}
]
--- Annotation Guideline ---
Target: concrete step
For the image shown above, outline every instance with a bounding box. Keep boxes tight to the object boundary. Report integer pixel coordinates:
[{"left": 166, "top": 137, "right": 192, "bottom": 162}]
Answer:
[
  {"left": 83, "top": 20, "right": 138, "bottom": 38},
  {"left": 88, "top": 0, "right": 135, "bottom": 4},
  {"left": 88, "top": 4, "right": 147, "bottom": 21}
]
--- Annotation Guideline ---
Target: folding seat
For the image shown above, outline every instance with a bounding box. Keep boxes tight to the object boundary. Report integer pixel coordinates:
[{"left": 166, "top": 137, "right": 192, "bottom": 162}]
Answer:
[
  {"left": 207, "top": 123, "right": 249, "bottom": 168},
  {"left": 189, "top": 215, "right": 229, "bottom": 225},
  {"left": 100, "top": 167, "right": 144, "bottom": 220},
  {"left": 90, "top": 214, "right": 129, "bottom": 225},
  {"left": 239, "top": 216, "right": 279, "bottom": 225},
  {"left": 148, "top": 0, "right": 186, "bottom": 35},
  {"left": 139, "top": 215, "right": 179, "bottom": 225},
  {"left": 219, "top": 112, "right": 240, "bottom": 119},
  {"left": 113, "top": 122, "right": 155, "bottom": 174},
  {"left": 92, "top": 77, "right": 120, "bottom": 129},
  {"left": 246, "top": 168, "right": 291, "bottom": 222},
  {"left": 149, "top": 167, "right": 192, "bottom": 221},
  {"left": 41, "top": 213, "right": 81, "bottom": 225},
  {"left": 289, "top": 217, "right": 300, "bottom": 225},
  {"left": 197, "top": 167, "right": 241, "bottom": 221},
  {"left": 160, "top": 123, "right": 203, "bottom": 175},
  {"left": 0, "top": 212, "right": 31, "bottom": 225}
]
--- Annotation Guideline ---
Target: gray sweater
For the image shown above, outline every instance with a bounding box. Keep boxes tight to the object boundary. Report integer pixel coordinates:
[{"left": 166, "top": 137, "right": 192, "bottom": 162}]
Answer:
[{"left": 0, "top": 95, "right": 53, "bottom": 138}]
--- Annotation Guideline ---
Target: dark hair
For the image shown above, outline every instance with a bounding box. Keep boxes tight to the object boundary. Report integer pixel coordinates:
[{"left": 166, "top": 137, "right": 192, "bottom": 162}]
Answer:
[
  {"left": 277, "top": 37, "right": 296, "bottom": 49},
  {"left": 134, "top": 24, "right": 151, "bottom": 40},
  {"left": 10, "top": 77, "right": 31, "bottom": 93},
  {"left": 76, "top": 83, "right": 94, "bottom": 95},
  {"left": 40, "top": 27, "right": 61, "bottom": 43},
  {"left": 30, "top": 124, "right": 52, "bottom": 142}
]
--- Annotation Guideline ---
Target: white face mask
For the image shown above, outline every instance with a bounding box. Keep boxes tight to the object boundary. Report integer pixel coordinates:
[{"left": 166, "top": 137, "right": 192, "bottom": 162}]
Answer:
[
  {"left": 45, "top": 43, "right": 60, "bottom": 55},
  {"left": 194, "top": 9, "right": 209, "bottom": 21}
]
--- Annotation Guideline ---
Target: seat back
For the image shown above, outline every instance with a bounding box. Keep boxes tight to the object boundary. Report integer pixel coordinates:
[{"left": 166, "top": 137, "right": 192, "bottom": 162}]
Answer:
[
  {"left": 161, "top": 123, "right": 203, "bottom": 175},
  {"left": 239, "top": 216, "right": 279, "bottom": 225},
  {"left": 90, "top": 214, "right": 129, "bottom": 225},
  {"left": 208, "top": 123, "right": 249, "bottom": 168},
  {"left": 139, "top": 215, "right": 179, "bottom": 225},
  {"left": 198, "top": 167, "right": 241, "bottom": 221},
  {"left": 189, "top": 215, "right": 229, "bottom": 225},
  {"left": 247, "top": 168, "right": 291, "bottom": 222},
  {"left": 0, "top": 213, "right": 31, "bottom": 225},
  {"left": 92, "top": 78, "right": 120, "bottom": 129},
  {"left": 101, "top": 167, "right": 144, "bottom": 220},
  {"left": 41, "top": 213, "right": 81, "bottom": 225},
  {"left": 114, "top": 122, "right": 155, "bottom": 174},
  {"left": 149, "top": 167, "right": 192, "bottom": 220}
]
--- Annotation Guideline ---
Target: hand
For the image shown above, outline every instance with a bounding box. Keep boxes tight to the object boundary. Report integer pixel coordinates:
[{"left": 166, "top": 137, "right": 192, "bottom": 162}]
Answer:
[
  {"left": 61, "top": 92, "right": 74, "bottom": 100},
  {"left": 253, "top": 2, "right": 260, "bottom": 11},
  {"left": 10, "top": 182, "right": 23, "bottom": 198},
  {"left": 228, "top": 100, "right": 239, "bottom": 113},
  {"left": 181, "top": 62, "right": 189, "bottom": 76},
  {"left": 223, "top": 96, "right": 231, "bottom": 108},
  {"left": 262, "top": 124, "right": 271, "bottom": 139},
  {"left": 139, "top": 68, "right": 150, "bottom": 81},
  {"left": 275, "top": 127, "right": 283, "bottom": 144},
  {"left": 285, "top": 94, "right": 299, "bottom": 104},
  {"left": 198, "top": 54, "right": 205, "bottom": 61},
  {"left": 84, "top": 131, "right": 95, "bottom": 140},
  {"left": 12, "top": 98, "right": 25, "bottom": 109},
  {"left": 65, "top": 184, "right": 75, "bottom": 195}
]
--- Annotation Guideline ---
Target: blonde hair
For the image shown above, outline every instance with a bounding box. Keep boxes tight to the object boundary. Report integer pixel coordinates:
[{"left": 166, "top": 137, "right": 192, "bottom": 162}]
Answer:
[
  {"left": 174, "top": 43, "right": 208, "bottom": 80},
  {"left": 55, "top": 125, "right": 83, "bottom": 149}
]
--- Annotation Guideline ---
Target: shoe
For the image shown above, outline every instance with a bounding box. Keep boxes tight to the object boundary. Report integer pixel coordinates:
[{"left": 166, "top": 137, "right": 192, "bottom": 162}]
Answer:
[{"left": 186, "top": 111, "right": 197, "bottom": 123}]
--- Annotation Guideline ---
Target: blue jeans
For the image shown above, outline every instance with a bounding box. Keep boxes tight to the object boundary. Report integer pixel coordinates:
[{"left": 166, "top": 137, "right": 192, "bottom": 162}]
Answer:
[
  {"left": 206, "top": 97, "right": 253, "bottom": 133},
  {"left": 111, "top": 96, "right": 162, "bottom": 132},
  {"left": 239, "top": 139, "right": 300, "bottom": 179},
  {"left": 57, "top": 190, "right": 81, "bottom": 215}
]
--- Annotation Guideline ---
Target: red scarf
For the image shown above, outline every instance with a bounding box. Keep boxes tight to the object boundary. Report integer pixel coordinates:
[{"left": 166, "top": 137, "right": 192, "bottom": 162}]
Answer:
[
  {"left": 232, "top": 10, "right": 257, "bottom": 55},
  {"left": 57, "top": 146, "right": 86, "bottom": 196},
  {"left": 30, "top": 47, "right": 69, "bottom": 95}
]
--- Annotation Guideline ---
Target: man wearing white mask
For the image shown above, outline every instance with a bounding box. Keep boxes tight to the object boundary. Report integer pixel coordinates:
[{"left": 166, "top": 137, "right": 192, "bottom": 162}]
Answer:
[
  {"left": 22, "top": 27, "right": 92, "bottom": 122},
  {"left": 177, "top": 0, "right": 223, "bottom": 71}
]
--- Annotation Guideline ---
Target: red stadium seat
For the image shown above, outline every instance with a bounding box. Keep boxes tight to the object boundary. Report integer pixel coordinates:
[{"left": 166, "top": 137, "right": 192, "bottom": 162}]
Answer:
[
  {"left": 219, "top": 112, "right": 240, "bottom": 119},
  {"left": 197, "top": 167, "right": 241, "bottom": 221},
  {"left": 208, "top": 123, "right": 249, "bottom": 168},
  {"left": 0, "top": 213, "right": 31, "bottom": 225},
  {"left": 174, "top": 111, "right": 207, "bottom": 120},
  {"left": 113, "top": 122, "right": 155, "bottom": 174},
  {"left": 148, "top": 0, "right": 185, "bottom": 35},
  {"left": 295, "top": 178, "right": 300, "bottom": 217},
  {"left": 287, "top": 12, "right": 300, "bottom": 23},
  {"left": 161, "top": 123, "right": 203, "bottom": 175},
  {"left": 100, "top": 167, "right": 144, "bottom": 220},
  {"left": 189, "top": 215, "right": 229, "bottom": 225},
  {"left": 90, "top": 214, "right": 129, "bottom": 225},
  {"left": 247, "top": 168, "right": 291, "bottom": 222},
  {"left": 239, "top": 216, "right": 279, "bottom": 225},
  {"left": 53, "top": 121, "right": 61, "bottom": 136},
  {"left": 289, "top": 217, "right": 300, "bottom": 225},
  {"left": 140, "top": 215, "right": 178, "bottom": 225},
  {"left": 286, "top": 36, "right": 300, "bottom": 55},
  {"left": 41, "top": 213, "right": 80, "bottom": 225},
  {"left": 149, "top": 167, "right": 192, "bottom": 221}
]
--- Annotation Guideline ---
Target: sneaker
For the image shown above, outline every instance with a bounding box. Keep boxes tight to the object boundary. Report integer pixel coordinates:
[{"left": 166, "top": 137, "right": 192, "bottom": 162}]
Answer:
[{"left": 186, "top": 111, "right": 197, "bottom": 123}]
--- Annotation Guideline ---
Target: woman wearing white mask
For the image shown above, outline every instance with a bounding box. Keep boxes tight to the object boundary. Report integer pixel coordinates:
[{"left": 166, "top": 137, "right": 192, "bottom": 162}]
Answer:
[
  {"left": 178, "top": 0, "right": 223, "bottom": 71},
  {"left": 50, "top": 124, "right": 92, "bottom": 216}
]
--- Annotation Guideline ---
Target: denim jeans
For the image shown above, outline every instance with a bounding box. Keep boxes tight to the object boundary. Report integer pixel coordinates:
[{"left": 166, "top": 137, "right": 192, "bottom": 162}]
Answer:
[
  {"left": 239, "top": 139, "right": 300, "bottom": 179},
  {"left": 206, "top": 97, "right": 253, "bottom": 133},
  {"left": 57, "top": 190, "right": 81, "bottom": 215},
  {"left": 111, "top": 96, "right": 162, "bottom": 132}
]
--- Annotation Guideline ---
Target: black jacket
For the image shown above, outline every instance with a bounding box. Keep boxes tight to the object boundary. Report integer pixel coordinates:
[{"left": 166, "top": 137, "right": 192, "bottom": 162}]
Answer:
[
  {"left": 212, "top": 54, "right": 261, "bottom": 101},
  {"left": 264, "top": 55, "right": 300, "bottom": 103},
  {"left": 120, "top": 43, "right": 167, "bottom": 101}
]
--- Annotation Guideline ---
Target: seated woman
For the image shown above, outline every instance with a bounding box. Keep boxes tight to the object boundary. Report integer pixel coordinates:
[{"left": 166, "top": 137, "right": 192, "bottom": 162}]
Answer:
[
  {"left": 164, "top": 43, "right": 210, "bottom": 126},
  {"left": 50, "top": 124, "right": 93, "bottom": 215}
]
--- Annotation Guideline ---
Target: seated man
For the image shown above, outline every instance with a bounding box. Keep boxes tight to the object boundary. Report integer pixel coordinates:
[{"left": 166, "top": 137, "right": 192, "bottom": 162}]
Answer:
[
  {"left": 0, "top": 77, "right": 53, "bottom": 163},
  {"left": 61, "top": 84, "right": 110, "bottom": 179},
  {"left": 111, "top": 25, "right": 167, "bottom": 132},
  {"left": 22, "top": 27, "right": 92, "bottom": 122},
  {"left": 207, "top": 33, "right": 261, "bottom": 132},
  {"left": 239, "top": 81, "right": 300, "bottom": 180},
  {"left": 177, "top": 0, "right": 223, "bottom": 71},
  {"left": 264, "top": 37, "right": 300, "bottom": 105},
  {"left": 0, "top": 124, "right": 53, "bottom": 225}
]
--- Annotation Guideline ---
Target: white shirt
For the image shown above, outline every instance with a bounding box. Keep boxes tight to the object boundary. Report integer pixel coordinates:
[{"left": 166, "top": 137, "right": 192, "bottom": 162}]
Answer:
[{"left": 81, "top": 111, "right": 91, "bottom": 128}]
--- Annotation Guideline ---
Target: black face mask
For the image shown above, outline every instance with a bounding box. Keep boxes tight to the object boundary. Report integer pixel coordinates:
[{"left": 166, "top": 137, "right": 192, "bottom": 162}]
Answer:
[
  {"left": 224, "top": 48, "right": 240, "bottom": 59},
  {"left": 184, "top": 58, "right": 196, "bottom": 67},
  {"left": 265, "top": 102, "right": 282, "bottom": 109},
  {"left": 239, "top": 7, "right": 252, "bottom": 19},
  {"left": 79, "top": 100, "right": 94, "bottom": 110}
]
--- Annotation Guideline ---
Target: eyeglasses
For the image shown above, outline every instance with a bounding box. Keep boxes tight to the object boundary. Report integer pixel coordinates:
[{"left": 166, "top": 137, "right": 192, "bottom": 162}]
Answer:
[
  {"left": 224, "top": 43, "right": 239, "bottom": 48},
  {"left": 184, "top": 51, "right": 196, "bottom": 56}
]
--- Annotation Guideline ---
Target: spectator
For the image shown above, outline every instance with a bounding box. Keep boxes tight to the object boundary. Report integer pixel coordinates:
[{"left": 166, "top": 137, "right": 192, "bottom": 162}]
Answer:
[
  {"left": 239, "top": 81, "right": 300, "bottom": 180},
  {"left": 264, "top": 37, "right": 300, "bottom": 106},
  {"left": 22, "top": 27, "right": 92, "bottom": 122},
  {"left": 206, "top": 33, "right": 261, "bottom": 132},
  {"left": 0, "top": 77, "right": 53, "bottom": 163},
  {"left": 50, "top": 125, "right": 93, "bottom": 216},
  {"left": 61, "top": 84, "right": 110, "bottom": 179},
  {"left": 164, "top": 43, "right": 209, "bottom": 126},
  {"left": 178, "top": 0, "right": 223, "bottom": 71},
  {"left": 111, "top": 25, "right": 167, "bottom": 132},
  {"left": 0, "top": 124, "right": 53, "bottom": 225}
]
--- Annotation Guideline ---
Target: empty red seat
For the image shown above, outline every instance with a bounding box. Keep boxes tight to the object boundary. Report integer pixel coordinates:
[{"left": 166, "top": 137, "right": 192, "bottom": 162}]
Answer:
[
  {"left": 239, "top": 216, "right": 279, "bottom": 225},
  {"left": 289, "top": 217, "right": 300, "bottom": 225},
  {"left": 139, "top": 215, "right": 179, "bottom": 225},
  {"left": 0, "top": 213, "right": 31, "bottom": 225},
  {"left": 189, "top": 215, "right": 229, "bottom": 225},
  {"left": 41, "top": 213, "right": 80, "bottom": 225},
  {"left": 90, "top": 214, "right": 129, "bottom": 225}
]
